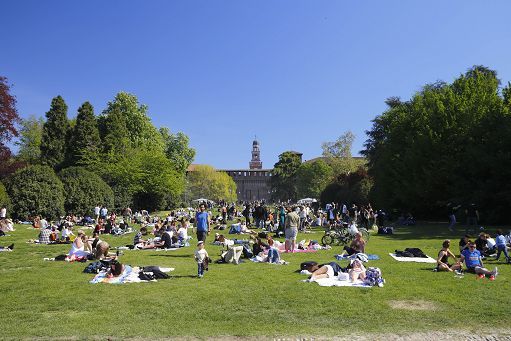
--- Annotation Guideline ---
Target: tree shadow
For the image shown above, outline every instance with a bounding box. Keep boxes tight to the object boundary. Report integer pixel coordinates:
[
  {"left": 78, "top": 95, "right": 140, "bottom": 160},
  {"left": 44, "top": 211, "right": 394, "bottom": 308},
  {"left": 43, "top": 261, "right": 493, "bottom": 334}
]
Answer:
[{"left": 148, "top": 254, "right": 192, "bottom": 258}]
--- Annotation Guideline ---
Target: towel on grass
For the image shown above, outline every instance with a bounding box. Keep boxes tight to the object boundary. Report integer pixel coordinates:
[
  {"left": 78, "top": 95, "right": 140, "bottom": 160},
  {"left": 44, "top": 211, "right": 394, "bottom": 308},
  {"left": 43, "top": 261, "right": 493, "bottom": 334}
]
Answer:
[
  {"left": 388, "top": 253, "right": 436, "bottom": 263},
  {"left": 312, "top": 277, "right": 372, "bottom": 287}
]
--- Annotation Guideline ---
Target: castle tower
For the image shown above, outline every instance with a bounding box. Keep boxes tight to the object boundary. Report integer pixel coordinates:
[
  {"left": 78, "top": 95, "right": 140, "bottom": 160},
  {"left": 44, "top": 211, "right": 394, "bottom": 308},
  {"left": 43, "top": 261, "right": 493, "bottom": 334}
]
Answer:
[{"left": 249, "top": 139, "right": 262, "bottom": 169}]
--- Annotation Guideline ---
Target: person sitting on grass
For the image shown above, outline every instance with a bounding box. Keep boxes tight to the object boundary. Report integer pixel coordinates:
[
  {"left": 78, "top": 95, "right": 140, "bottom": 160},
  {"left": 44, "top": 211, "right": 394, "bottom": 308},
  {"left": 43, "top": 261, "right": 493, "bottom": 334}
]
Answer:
[
  {"left": 436, "top": 239, "right": 462, "bottom": 272},
  {"left": 348, "top": 258, "right": 366, "bottom": 282},
  {"left": 459, "top": 235, "right": 470, "bottom": 254},
  {"left": 459, "top": 241, "right": 498, "bottom": 280},
  {"left": 266, "top": 237, "right": 281, "bottom": 264},
  {"left": 341, "top": 231, "right": 366, "bottom": 256},
  {"left": 67, "top": 230, "right": 92, "bottom": 261}
]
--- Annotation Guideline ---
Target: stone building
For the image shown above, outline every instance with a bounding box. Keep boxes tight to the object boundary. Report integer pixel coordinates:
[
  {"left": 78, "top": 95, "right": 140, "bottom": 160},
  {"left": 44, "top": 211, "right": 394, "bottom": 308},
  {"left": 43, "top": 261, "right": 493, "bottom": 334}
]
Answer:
[{"left": 219, "top": 139, "right": 272, "bottom": 202}]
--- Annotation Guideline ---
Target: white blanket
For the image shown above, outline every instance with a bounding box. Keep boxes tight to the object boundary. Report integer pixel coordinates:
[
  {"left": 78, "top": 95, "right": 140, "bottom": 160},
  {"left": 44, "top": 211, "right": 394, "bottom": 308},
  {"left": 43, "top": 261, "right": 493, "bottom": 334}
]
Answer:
[
  {"left": 389, "top": 253, "right": 436, "bottom": 263},
  {"left": 313, "top": 277, "right": 372, "bottom": 287}
]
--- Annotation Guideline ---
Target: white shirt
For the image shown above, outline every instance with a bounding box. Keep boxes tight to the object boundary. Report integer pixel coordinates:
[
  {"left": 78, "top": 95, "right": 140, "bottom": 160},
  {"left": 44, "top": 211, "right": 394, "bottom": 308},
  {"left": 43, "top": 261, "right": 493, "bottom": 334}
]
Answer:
[
  {"left": 487, "top": 238, "right": 496, "bottom": 249},
  {"left": 194, "top": 248, "right": 209, "bottom": 263},
  {"left": 177, "top": 227, "right": 188, "bottom": 239},
  {"left": 0, "top": 208, "right": 6, "bottom": 218},
  {"left": 94, "top": 206, "right": 100, "bottom": 215}
]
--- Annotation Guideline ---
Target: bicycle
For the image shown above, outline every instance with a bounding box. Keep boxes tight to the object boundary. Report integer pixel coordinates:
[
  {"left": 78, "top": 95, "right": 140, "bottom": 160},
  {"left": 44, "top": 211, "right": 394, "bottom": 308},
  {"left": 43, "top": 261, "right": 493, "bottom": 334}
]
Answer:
[{"left": 321, "top": 222, "right": 370, "bottom": 246}]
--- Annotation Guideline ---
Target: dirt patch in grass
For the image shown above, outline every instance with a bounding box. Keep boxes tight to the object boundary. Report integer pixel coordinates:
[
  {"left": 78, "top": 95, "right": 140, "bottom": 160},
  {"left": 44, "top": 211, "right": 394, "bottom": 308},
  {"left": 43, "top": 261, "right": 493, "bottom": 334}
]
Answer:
[{"left": 388, "top": 299, "right": 439, "bottom": 311}]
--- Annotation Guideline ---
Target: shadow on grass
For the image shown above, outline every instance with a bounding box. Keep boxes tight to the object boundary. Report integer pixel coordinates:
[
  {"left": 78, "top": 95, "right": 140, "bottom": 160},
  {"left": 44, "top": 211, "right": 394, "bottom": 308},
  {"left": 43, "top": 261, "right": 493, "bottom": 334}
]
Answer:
[
  {"left": 171, "top": 275, "right": 200, "bottom": 279},
  {"left": 375, "top": 224, "right": 491, "bottom": 241}
]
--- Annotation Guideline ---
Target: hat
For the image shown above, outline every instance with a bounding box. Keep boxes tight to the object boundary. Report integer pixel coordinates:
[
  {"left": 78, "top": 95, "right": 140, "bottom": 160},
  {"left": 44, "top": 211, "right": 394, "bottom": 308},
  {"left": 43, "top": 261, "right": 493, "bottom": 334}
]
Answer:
[{"left": 197, "top": 241, "right": 204, "bottom": 246}]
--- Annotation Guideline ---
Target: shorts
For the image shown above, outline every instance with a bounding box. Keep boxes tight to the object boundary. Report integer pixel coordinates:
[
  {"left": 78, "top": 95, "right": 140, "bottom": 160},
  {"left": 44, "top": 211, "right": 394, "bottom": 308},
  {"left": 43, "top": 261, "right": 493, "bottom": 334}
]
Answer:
[
  {"left": 285, "top": 228, "right": 298, "bottom": 240},
  {"left": 325, "top": 265, "right": 335, "bottom": 278},
  {"left": 197, "top": 231, "right": 207, "bottom": 242},
  {"left": 466, "top": 266, "right": 480, "bottom": 274}
]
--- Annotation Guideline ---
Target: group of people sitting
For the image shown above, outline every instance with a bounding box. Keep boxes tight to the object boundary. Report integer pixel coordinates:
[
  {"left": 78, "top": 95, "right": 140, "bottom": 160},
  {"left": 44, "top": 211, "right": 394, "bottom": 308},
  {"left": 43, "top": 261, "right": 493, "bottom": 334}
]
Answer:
[
  {"left": 132, "top": 219, "right": 191, "bottom": 250},
  {"left": 436, "top": 239, "right": 499, "bottom": 280}
]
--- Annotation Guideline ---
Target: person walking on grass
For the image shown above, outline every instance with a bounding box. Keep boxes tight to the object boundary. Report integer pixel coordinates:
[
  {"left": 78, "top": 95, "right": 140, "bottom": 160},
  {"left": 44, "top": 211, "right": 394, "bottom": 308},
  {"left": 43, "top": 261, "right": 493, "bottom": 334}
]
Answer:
[
  {"left": 195, "top": 204, "right": 211, "bottom": 243},
  {"left": 194, "top": 241, "right": 209, "bottom": 278},
  {"left": 459, "top": 242, "right": 498, "bottom": 280},
  {"left": 495, "top": 229, "right": 510, "bottom": 263}
]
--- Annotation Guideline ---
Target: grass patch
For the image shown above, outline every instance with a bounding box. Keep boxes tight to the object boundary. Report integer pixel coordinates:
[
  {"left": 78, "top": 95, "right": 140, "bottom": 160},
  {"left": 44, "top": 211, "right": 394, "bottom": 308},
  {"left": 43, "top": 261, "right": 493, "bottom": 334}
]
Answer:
[{"left": 0, "top": 221, "right": 509, "bottom": 338}]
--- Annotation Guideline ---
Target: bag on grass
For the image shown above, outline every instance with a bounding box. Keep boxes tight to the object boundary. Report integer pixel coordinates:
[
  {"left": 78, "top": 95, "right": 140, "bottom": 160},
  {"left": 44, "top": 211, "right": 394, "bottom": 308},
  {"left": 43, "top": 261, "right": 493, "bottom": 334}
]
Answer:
[
  {"left": 364, "top": 267, "right": 384, "bottom": 287},
  {"left": 242, "top": 244, "right": 253, "bottom": 258},
  {"left": 405, "top": 247, "right": 427, "bottom": 258},
  {"left": 300, "top": 261, "right": 319, "bottom": 272}
]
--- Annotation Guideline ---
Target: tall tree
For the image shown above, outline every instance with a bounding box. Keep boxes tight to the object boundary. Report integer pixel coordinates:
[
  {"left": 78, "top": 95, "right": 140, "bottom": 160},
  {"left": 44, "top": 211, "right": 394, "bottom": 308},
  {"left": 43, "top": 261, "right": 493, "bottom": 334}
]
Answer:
[
  {"left": 271, "top": 151, "right": 302, "bottom": 202},
  {"left": 40, "top": 96, "right": 70, "bottom": 169},
  {"left": 68, "top": 102, "right": 101, "bottom": 166},
  {"left": 296, "top": 159, "right": 333, "bottom": 199},
  {"left": 159, "top": 127, "right": 196, "bottom": 172},
  {"left": 186, "top": 165, "right": 237, "bottom": 202},
  {"left": 321, "top": 131, "right": 362, "bottom": 177},
  {"left": 15, "top": 115, "right": 44, "bottom": 164},
  {"left": 100, "top": 92, "right": 163, "bottom": 154},
  {"left": 0, "top": 76, "right": 22, "bottom": 177}
]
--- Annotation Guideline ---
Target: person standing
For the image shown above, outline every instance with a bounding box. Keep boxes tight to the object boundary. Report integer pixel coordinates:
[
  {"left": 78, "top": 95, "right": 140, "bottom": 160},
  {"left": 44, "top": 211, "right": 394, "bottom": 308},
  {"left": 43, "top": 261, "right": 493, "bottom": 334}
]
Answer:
[
  {"left": 447, "top": 203, "right": 460, "bottom": 232},
  {"left": 0, "top": 206, "right": 6, "bottom": 220},
  {"left": 284, "top": 206, "right": 300, "bottom": 253},
  {"left": 495, "top": 229, "right": 510, "bottom": 263},
  {"left": 465, "top": 204, "right": 479, "bottom": 235},
  {"left": 195, "top": 204, "right": 211, "bottom": 242},
  {"left": 194, "top": 241, "right": 209, "bottom": 278},
  {"left": 94, "top": 205, "right": 101, "bottom": 223}
]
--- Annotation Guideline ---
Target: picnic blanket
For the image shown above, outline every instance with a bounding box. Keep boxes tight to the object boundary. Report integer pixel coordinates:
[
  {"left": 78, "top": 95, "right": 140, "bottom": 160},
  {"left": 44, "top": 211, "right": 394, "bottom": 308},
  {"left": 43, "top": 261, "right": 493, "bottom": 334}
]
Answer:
[
  {"left": 335, "top": 253, "right": 380, "bottom": 261},
  {"left": 249, "top": 255, "right": 289, "bottom": 265},
  {"left": 312, "top": 277, "right": 372, "bottom": 287},
  {"left": 388, "top": 253, "right": 436, "bottom": 263},
  {"left": 90, "top": 266, "right": 174, "bottom": 284}
]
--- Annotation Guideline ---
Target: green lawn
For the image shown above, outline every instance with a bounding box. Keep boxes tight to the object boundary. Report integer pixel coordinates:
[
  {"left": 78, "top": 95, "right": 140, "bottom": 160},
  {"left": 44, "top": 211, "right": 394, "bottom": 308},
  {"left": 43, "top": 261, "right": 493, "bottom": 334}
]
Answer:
[{"left": 0, "top": 221, "right": 509, "bottom": 339}]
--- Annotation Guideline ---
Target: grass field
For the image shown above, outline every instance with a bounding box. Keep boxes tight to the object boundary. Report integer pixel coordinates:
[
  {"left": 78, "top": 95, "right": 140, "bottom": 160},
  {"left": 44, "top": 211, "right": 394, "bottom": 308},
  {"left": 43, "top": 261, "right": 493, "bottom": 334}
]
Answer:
[{"left": 0, "top": 220, "right": 510, "bottom": 340}]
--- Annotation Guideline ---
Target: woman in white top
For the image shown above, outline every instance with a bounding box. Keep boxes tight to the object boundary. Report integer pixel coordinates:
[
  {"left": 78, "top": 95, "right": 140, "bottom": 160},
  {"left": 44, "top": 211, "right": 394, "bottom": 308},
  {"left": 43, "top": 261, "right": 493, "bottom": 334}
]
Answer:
[{"left": 67, "top": 231, "right": 91, "bottom": 260}]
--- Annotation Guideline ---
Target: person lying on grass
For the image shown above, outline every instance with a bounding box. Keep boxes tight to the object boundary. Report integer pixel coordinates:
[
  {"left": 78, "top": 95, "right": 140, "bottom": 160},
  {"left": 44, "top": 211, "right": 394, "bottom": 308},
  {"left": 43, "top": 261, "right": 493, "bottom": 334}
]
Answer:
[
  {"left": 436, "top": 239, "right": 462, "bottom": 272},
  {"left": 348, "top": 259, "right": 366, "bottom": 282},
  {"left": 460, "top": 241, "right": 498, "bottom": 280},
  {"left": 308, "top": 262, "right": 345, "bottom": 282}
]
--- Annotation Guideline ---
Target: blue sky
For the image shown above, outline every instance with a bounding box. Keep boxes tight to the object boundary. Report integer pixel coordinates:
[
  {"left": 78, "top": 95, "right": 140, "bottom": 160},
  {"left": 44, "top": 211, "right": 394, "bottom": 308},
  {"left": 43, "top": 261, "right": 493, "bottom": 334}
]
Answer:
[{"left": 3, "top": 1, "right": 511, "bottom": 169}]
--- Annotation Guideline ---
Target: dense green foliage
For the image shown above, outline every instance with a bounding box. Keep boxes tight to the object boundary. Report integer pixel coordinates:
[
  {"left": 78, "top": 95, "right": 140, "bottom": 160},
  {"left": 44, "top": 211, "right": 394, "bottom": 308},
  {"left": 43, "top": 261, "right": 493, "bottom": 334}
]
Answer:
[
  {"left": 67, "top": 102, "right": 101, "bottom": 167},
  {"left": 0, "top": 221, "right": 509, "bottom": 338},
  {"left": 160, "top": 127, "right": 196, "bottom": 172},
  {"left": 271, "top": 151, "right": 302, "bottom": 201},
  {"left": 320, "top": 167, "right": 373, "bottom": 204},
  {"left": 0, "top": 181, "right": 11, "bottom": 211},
  {"left": 363, "top": 66, "right": 511, "bottom": 222},
  {"left": 186, "top": 165, "right": 237, "bottom": 203},
  {"left": 58, "top": 167, "right": 114, "bottom": 216},
  {"left": 40, "top": 96, "right": 70, "bottom": 169},
  {"left": 15, "top": 115, "right": 44, "bottom": 164},
  {"left": 5, "top": 165, "right": 65, "bottom": 219},
  {"left": 296, "top": 159, "right": 333, "bottom": 199}
]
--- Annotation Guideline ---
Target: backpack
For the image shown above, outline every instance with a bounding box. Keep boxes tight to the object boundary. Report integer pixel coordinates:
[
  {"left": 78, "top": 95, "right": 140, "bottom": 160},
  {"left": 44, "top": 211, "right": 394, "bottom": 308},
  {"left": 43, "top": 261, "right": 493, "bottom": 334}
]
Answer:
[
  {"left": 300, "top": 261, "right": 319, "bottom": 272},
  {"left": 405, "top": 247, "right": 427, "bottom": 258},
  {"left": 395, "top": 250, "right": 414, "bottom": 257},
  {"left": 364, "top": 267, "right": 384, "bottom": 287},
  {"left": 83, "top": 261, "right": 105, "bottom": 274},
  {"left": 258, "top": 232, "right": 268, "bottom": 239},
  {"left": 242, "top": 244, "right": 253, "bottom": 258}
]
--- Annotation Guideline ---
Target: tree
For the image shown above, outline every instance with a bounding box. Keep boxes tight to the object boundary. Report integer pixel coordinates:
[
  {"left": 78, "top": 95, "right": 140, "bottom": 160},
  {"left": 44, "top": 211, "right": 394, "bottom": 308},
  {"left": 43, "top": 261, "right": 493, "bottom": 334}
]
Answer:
[
  {"left": 59, "top": 167, "right": 114, "bottom": 215},
  {"left": 0, "top": 181, "right": 11, "bottom": 212},
  {"left": 5, "top": 165, "right": 65, "bottom": 219},
  {"left": 186, "top": 165, "right": 237, "bottom": 203},
  {"left": 67, "top": 102, "right": 101, "bottom": 166},
  {"left": 102, "top": 149, "right": 185, "bottom": 211},
  {"left": 271, "top": 151, "right": 302, "bottom": 201},
  {"left": 321, "top": 131, "right": 362, "bottom": 177},
  {"left": 15, "top": 115, "right": 44, "bottom": 164},
  {"left": 363, "top": 65, "right": 511, "bottom": 221},
  {"left": 0, "top": 76, "right": 22, "bottom": 177},
  {"left": 159, "top": 127, "right": 196, "bottom": 172},
  {"left": 40, "top": 96, "right": 70, "bottom": 169},
  {"left": 296, "top": 159, "right": 333, "bottom": 199},
  {"left": 99, "top": 92, "right": 163, "bottom": 155},
  {"left": 320, "top": 167, "right": 373, "bottom": 205}
]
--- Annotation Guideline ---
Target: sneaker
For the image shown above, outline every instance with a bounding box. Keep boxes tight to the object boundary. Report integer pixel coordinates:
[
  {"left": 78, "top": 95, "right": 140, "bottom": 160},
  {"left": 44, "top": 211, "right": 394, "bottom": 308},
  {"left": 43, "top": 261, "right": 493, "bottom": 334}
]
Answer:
[
  {"left": 477, "top": 274, "right": 484, "bottom": 279},
  {"left": 454, "top": 270, "right": 463, "bottom": 276},
  {"left": 489, "top": 275, "right": 495, "bottom": 281},
  {"left": 7, "top": 243, "right": 14, "bottom": 250}
]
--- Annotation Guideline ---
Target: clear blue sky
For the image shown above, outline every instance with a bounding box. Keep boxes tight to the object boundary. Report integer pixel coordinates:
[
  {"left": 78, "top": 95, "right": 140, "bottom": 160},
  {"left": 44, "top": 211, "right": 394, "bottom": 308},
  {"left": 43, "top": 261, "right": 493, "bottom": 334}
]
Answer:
[{"left": 3, "top": 1, "right": 511, "bottom": 169}]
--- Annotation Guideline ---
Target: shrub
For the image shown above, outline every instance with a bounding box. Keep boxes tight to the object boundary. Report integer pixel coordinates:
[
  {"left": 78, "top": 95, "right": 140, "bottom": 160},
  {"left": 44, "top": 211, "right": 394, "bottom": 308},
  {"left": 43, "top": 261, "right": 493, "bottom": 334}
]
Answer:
[
  {"left": 59, "top": 167, "right": 114, "bottom": 216},
  {"left": 0, "top": 181, "right": 11, "bottom": 212},
  {"left": 6, "top": 165, "right": 65, "bottom": 220}
]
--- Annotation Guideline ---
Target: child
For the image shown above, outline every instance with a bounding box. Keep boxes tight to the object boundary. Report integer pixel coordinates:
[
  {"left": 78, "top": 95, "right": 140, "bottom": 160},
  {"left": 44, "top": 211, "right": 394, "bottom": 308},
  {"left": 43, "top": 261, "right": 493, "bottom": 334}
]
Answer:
[
  {"left": 495, "top": 229, "right": 510, "bottom": 263},
  {"left": 194, "top": 241, "right": 209, "bottom": 278}
]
